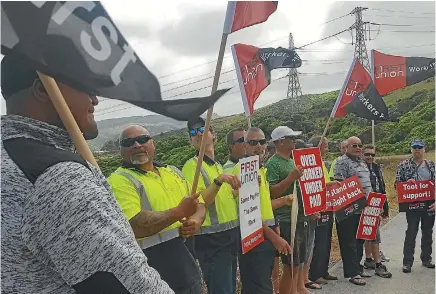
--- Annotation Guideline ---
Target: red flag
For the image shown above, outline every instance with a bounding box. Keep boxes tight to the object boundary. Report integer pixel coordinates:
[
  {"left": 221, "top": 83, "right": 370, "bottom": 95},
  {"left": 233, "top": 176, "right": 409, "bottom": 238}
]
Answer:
[
  {"left": 223, "top": 1, "right": 278, "bottom": 34},
  {"left": 330, "top": 57, "right": 390, "bottom": 121},
  {"left": 331, "top": 58, "right": 371, "bottom": 118},
  {"left": 371, "top": 50, "right": 435, "bottom": 96},
  {"left": 231, "top": 43, "right": 302, "bottom": 116}
]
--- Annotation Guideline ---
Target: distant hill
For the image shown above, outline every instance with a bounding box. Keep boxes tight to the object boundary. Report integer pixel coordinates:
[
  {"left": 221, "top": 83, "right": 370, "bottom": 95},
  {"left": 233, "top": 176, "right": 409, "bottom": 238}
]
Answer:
[
  {"left": 89, "top": 113, "right": 220, "bottom": 151},
  {"left": 96, "top": 78, "right": 435, "bottom": 176}
]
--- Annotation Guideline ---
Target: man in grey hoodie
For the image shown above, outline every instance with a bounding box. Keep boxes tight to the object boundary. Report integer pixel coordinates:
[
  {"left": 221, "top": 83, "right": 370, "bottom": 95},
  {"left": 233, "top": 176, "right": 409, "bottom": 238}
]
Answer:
[{"left": 1, "top": 53, "right": 173, "bottom": 294}]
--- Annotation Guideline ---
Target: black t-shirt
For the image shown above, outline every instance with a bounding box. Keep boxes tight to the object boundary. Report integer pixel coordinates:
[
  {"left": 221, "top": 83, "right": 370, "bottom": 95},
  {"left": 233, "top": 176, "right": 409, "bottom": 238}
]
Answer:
[{"left": 143, "top": 237, "right": 200, "bottom": 291}]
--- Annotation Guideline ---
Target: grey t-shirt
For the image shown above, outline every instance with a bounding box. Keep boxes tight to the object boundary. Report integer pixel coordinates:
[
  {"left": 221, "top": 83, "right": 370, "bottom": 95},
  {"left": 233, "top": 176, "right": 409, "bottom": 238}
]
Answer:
[{"left": 417, "top": 163, "right": 432, "bottom": 180}]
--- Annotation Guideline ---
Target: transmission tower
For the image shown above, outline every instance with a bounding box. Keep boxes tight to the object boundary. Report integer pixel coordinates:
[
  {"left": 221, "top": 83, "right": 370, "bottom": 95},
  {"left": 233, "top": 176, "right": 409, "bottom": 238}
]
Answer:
[
  {"left": 285, "top": 33, "right": 304, "bottom": 113},
  {"left": 350, "top": 7, "right": 370, "bottom": 72}
]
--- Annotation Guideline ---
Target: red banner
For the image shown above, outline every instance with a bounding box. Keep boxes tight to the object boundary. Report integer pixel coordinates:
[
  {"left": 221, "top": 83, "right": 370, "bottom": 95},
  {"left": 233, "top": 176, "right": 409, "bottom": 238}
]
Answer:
[
  {"left": 372, "top": 50, "right": 406, "bottom": 96},
  {"left": 396, "top": 180, "right": 435, "bottom": 212},
  {"left": 223, "top": 1, "right": 278, "bottom": 34},
  {"left": 317, "top": 185, "right": 335, "bottom": 226},
  {"left": 329, "top": 175, "right": 367, "bottom": 222},
  {"left": 292, "top": 147, "right": 327, "bottom": 215},
  {"left": 331, "top": 58, "right": 372, "bottom": 118},
  {"left": 232, "top": 44, "right": 269, "bottom": 116},
  {"left": 357, "top": 192, "right": 386, "bottom": 240}
]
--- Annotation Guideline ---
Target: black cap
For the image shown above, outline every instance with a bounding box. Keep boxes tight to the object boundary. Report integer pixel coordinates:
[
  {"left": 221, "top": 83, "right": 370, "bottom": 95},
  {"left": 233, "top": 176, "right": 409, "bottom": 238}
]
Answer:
[
  {"left": 187, "top": 117, "right": 205, "bottom": 130},
  {"left": 1, "top": 53, "right": 39, "bottom": 98}
]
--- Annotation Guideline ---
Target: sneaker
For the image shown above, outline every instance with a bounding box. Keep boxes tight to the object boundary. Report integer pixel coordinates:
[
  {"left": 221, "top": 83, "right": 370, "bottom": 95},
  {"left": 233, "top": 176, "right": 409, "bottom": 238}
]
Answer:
[
  {"left": 402, "top": 265, "right": 412, "bottom": 273},
  {"left": 422, "top": 260, "right": 435, "bottom": 268},
  {"left": 375, "top": 264, "right": 392, "bottom": 278},
  {"left": 364, "top": 259, "right": 376, "bottom": 269},
  {"left": 360, "top": 270, "right": 372, "bottom": 278},
  {"left": 380, "top": 251, "right": 390, "bottom": 262}
]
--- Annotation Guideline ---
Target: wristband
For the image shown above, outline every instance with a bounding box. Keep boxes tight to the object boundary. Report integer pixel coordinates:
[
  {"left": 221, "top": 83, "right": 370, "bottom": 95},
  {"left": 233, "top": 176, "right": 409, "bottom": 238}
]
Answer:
[{"left": 214, "top": 178, "right": 223, "bottom": 186}]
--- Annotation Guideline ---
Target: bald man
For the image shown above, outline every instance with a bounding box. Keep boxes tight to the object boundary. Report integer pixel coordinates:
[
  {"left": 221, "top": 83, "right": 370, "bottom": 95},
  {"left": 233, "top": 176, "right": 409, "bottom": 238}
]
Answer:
[{"left": 108, "top": 125, "right": 229, "bottom": 293}]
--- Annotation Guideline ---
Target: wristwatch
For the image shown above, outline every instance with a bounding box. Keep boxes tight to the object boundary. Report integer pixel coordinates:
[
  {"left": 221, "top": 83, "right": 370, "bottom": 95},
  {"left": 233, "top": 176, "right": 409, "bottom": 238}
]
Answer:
[{"left": 214, "top": 178, "right": 223, "bottom": 186}]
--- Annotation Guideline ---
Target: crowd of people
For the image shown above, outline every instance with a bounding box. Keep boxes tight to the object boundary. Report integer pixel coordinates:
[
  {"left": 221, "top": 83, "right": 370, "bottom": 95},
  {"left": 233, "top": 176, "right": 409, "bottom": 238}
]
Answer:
[{"left": 1, "top": 53, "right": 435, "bottom": 294}]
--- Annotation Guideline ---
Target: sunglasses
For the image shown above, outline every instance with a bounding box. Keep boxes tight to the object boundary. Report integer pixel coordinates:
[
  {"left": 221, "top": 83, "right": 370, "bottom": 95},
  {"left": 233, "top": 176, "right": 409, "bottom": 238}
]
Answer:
[
  {"left": 232, "top": 137, "right": 245, "bottom": 144},
  {"left": 412, "top": 145, "right": 424, "bottom": 149},
  {"left": 120, "top": 135, "right": 152, "bottom": 147},
  {"left": 364, "top": 153, "right": 376, "bottom": 157},
  {"left": 247, "top": 139, "right": 267, "bottom": 146},
  {"left": 351, "top": 144, "right": 363, "bottom": 148},
  {"left": 189, "top": 127, "right": 205, "bottom": 137}
]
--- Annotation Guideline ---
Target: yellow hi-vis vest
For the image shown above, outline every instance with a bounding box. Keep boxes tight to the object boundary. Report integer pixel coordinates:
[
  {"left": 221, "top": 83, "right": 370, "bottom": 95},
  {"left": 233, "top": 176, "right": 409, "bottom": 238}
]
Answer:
[
  {"left": 232, "top": 163, "right": 275, "bottom": 226},
  {"left": 182, "top": 157, "right": 239, "bottom": 234},
  {"left": 107, "top": 164, "right": 202, "bottom": 249}
]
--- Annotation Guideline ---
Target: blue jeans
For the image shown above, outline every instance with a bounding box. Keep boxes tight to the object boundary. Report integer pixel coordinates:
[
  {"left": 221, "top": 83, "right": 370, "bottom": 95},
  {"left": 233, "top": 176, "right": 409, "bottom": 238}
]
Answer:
[{"left": 198, "top": 248, "right": 237, "bottom": 294}]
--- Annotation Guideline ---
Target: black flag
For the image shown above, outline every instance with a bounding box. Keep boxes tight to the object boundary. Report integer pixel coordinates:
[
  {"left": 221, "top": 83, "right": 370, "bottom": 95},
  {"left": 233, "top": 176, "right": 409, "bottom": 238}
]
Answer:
[{"left": 1, "top": 2, "right": 230, "bottom": 121}]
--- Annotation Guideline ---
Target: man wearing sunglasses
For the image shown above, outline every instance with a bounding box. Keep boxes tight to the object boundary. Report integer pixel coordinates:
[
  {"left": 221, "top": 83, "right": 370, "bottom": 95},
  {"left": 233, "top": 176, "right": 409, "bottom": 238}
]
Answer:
[
  {"left": 223, "top": 128, "right": 246, "bottom": 173},
  {"left": 333, "top": 136, "right": 378, "bottom": 286},
  {"left": 361, "top": 145, "right": 392, "bottom": 278},
  {"left": 396, "top": 139, "right": 435, "bottom": 273},
  {"left": 182, "top": 117, "right": 241, "bottom": 294},
  {"left": 108, "top": 125, "right": 217, "bottom": 294},
  {"left": 231, "top": 127, "right": 293, "bottom": 294},
  {"left": 265, "top": 126, "right": 307, "bottom": 294}
]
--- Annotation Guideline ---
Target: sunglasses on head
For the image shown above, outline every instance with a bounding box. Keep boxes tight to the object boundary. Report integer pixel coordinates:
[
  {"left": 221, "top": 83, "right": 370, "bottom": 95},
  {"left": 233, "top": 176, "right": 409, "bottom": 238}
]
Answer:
[
  {"left": 364, "top": 153, "right": 376, "bottom": 157},
  {"left": 232, "top": 137, "right": 245, "bottom": 144},
  {"left": 120, "top": 135, "right": 152, "bottom": 148},
  {"left": 189, "top": 127, "right": 205, "bottom": 137},
  {"left": 412, "top": 145, "right": 424, "bottom": 150},
  {"left": 351, "top": 143, "right": 363, "bottom": 148},
  {"left": 247, "top": 139, "right": 267, "bottom": 146}
]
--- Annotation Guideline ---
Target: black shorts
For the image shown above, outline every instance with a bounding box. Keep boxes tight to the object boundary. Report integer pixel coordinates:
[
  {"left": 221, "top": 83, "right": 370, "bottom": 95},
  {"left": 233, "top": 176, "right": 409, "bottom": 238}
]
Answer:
[{"left": 279, "top": 221, "right": 309, "bottom": 266}]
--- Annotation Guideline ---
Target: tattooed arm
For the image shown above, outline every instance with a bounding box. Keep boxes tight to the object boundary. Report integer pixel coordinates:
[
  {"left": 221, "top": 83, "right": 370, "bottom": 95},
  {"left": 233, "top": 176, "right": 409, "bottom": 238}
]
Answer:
[{"left": 129, "top": 209, "right": 180, "bottom": 239}]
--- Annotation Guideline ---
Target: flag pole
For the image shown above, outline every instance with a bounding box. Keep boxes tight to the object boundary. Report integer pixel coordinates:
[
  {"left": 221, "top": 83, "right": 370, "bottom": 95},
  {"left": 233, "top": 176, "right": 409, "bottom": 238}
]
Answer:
[
  {"left": 37, "top": 72, "right": 100, "bottom": 169},
  {"left": 191, "top": 33, "right": 228, "bottom": 194},
  {"left": 370, "top": 50, "right": 376, "bottom": 147},
  {"left": 318, "top": 116, "right": 332, "bottom": 147},
  {"left": 371, "top": 120, "right": 375, "bottom": 146},
  {"left": 247, "top": 116, "right": 252, "bottom": 128}
]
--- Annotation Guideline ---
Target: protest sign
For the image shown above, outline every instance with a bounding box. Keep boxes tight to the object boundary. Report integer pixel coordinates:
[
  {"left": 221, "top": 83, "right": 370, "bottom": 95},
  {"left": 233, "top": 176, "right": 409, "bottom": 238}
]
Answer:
[
  {"left": 396, "top": 180, "right": 435, "bottom": 212},
  {"left": 357, "top": 192, "right": 386, "bottom": 240},
  {"left": 239, "top": 155, "right": 264, "bottom": 254},
  {"left": 330, "top": 175, "right": 367, "bottom": 222},
  {"left": 317, "top": 185, "right": 335, "bottom": 226},
  {"left": 292, "top": 147, "right": 327, "bottom": 216}
]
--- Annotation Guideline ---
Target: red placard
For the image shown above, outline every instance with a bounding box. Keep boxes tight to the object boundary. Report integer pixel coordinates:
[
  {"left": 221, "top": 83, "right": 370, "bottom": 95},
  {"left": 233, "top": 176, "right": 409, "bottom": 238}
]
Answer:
[
  {"left": 396, "top": 180, "right": 435, "bottom": 212},
  {"left": 357, "top": 192, "right": 386, "bottom": 240},
  {"left": 292, "top": 147, "right": 327, "bottom": 215},
  {"left": 241, "top": 228, "right": 264, "bottom": 253},
  {"left": 329, "top": 175, "right": 367, "bottom": 222}
]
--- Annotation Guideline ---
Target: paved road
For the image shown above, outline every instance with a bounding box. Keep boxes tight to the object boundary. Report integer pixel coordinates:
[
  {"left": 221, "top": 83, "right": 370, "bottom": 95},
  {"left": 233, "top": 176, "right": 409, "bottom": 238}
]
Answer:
[{"left": 316, "top": 213, "right": 435, "bottom": 294}]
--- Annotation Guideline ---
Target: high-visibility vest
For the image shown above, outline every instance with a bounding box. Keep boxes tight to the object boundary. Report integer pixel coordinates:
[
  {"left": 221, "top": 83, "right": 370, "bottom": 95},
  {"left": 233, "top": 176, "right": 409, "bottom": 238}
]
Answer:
[
  {"left": 108, "top": 165, "right": 196, "bottom": 249},
  {"left": 182, "top": 157, "right": 239, "bottom": 234},
  {"left": 232, "top": 163, "right": 275, "bottom": 226}
]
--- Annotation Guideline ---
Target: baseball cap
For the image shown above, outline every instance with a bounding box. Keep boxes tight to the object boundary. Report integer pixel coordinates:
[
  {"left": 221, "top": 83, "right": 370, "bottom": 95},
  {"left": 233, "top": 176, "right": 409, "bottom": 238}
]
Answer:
[
  {"left": 411, "top": 139, "right": 425, "bottom": 148},
  {"left": 1, "top": 53, "right": 39, "bottom": 98},
  {"left": 271, "top": 126, "right": 302, "bottom": 142},
  {"left": 187, "top": 117, "right": 205, "bottom": 130}
]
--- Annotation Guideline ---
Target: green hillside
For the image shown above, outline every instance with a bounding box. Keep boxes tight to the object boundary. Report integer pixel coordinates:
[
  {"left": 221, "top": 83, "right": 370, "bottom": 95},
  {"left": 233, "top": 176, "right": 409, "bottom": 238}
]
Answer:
[{"left": 96, "top": 78, "right": 435, "bottom": 177}]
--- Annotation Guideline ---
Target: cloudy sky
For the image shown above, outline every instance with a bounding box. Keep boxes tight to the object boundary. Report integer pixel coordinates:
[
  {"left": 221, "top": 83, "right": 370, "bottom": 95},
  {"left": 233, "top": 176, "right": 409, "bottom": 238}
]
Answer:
[{"left": 1, "top": 1, "right": 434, "bottom": 121}]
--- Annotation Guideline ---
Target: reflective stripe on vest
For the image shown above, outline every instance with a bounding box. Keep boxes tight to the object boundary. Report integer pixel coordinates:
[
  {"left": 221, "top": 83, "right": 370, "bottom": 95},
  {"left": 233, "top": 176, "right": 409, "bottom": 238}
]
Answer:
[
  {"left": 263, "top": 218, "right": 276, "bottom": 227},
  {"left": 115, "top": 170, "right": 180, "bottom": 249},
  {"left": 195, "top": 158, "right": 238, "bottom": 234}
]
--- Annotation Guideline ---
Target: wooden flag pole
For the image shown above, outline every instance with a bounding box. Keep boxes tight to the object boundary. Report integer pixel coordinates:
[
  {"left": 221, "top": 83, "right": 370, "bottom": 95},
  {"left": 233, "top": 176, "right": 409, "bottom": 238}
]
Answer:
[
  {"left": 318, "top": 116, "right": 333, "bottom": 147},
  {"left": 37, "top": 72, "right": 100, "bottom": 169},
  {"left": 371, "top": 120, "right": 375, "bottom": 146},
  {"left": 191, "top": 33, "right": 228, "bottom": 194}
]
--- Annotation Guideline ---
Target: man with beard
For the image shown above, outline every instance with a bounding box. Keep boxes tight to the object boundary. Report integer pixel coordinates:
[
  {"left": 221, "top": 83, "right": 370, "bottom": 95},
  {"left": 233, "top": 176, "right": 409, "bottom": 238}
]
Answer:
[
  {"left": 396, "top": 139, "right": 435, "bottom": 273},
  {"left": 109, "top": 124, "right": 231, "bottom": 293},
  {"left": 223, "top": 128, "right": 246, "bottom": 173},
  {"left": 231, "top": 127, "right": 293, "bottom": 294},
  {"left": 182, "top": 117, "right": 241, "bottom": 294},
  {"left": 1, "top": 54, "right": 173, "bottom": 293}
]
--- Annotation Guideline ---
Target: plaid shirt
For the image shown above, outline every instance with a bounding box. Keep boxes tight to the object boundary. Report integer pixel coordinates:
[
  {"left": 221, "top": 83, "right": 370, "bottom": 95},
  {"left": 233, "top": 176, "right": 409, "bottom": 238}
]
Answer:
[{"left": 395, "top": 158, "right": 435, "bottom": 184}]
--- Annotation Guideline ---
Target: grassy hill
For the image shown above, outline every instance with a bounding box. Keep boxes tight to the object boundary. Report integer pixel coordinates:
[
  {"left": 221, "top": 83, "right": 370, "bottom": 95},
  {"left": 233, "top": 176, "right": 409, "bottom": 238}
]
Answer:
[{"left": 96, "top": 78, "right": 435, "bottom": 176}]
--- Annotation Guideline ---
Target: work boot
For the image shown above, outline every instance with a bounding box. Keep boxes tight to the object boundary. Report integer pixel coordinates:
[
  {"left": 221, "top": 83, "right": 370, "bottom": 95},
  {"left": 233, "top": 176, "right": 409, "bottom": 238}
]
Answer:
[
  {"left": 364, "top": 258, "right": 376, "bottom": 269},
  {"left": 375, "top": 264, "right": 392, "bottom": 278},
  {"left": 380, "top": 250, "right": 390, "bottom": 262}
]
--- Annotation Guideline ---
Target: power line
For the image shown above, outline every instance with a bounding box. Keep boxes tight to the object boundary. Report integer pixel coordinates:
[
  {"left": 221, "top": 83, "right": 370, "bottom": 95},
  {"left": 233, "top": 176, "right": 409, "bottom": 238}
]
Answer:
[
  {"left": 369, "top": 22, "right": 435, "bottom": 27},
  {"left": 364, "top": 13, "right": 435, "bottom": 19},
  {"left": 369, "top": 8, "right": 436, "bottom": 15}
]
